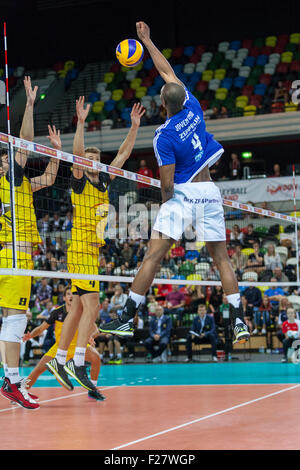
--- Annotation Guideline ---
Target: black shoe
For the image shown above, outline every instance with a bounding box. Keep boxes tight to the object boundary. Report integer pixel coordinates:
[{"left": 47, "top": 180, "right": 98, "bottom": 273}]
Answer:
[
  {"left": 99, "top": 318, "right": 134, "bottom": 336},
  {"left": 120, "top": 298, "right": 138, "bottom": 322},
  {"left": 64, "top": 359, "right": 96, "bottom": 391},
  {"left": 46, "top": 358, "right": 74, "bottom": 391},
  {"left": 88, "top": 389, "right": 106, "bottom": 401},
  {"left": 233, "top": 322, "right": 250, "bottom": 344}
]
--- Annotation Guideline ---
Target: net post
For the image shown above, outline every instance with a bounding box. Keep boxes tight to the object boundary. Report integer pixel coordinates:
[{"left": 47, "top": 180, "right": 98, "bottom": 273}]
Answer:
[
  {"left": 4, "top": 23, "right": 17, "bottom": 269},
  {"left": 292, "top": 164, "right": 299, "bottom": 284}
]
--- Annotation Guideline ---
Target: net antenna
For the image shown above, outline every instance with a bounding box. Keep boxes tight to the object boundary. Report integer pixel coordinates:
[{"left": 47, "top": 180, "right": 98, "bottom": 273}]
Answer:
[
  {"left": 4, "top": 22, "right": 17, "bottom": 269},
  {"left": 292, "top": 164, "right": 300, "bottom": 283}
]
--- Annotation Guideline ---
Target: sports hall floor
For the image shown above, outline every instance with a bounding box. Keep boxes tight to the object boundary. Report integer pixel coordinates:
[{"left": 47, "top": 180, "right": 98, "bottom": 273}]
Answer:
[{"left": 1, "top": 356, "right": 300, "bottom": 450}]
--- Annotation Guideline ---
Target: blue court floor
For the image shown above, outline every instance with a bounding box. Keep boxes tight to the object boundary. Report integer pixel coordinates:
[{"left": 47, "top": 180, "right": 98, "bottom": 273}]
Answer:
[{"left": 19, "top": 361, "right": 300, "bottom": 388}]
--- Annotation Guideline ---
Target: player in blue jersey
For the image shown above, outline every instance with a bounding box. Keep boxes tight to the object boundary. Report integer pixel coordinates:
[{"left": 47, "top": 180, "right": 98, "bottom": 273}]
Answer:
[{"left": 100, "top": 21, "right": 250, "bottom": 345}]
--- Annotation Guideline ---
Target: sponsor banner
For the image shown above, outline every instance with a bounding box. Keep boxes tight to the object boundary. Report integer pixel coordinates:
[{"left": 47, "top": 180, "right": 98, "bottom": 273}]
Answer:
[{"left": 216, "top": 176, "right": 300, "bottom": 203}]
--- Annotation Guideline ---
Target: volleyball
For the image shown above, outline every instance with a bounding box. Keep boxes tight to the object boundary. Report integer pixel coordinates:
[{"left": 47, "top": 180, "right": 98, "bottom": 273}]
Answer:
[{"left": 116, "top": 39, "right": 144, "bottom": 67}]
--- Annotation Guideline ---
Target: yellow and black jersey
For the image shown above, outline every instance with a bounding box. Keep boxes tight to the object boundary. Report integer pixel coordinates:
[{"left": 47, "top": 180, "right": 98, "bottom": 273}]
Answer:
[
  {"left": 69, "top": 172, "right": 110, "bottom": 254},
  {"left": 0, "top": 160, "right": 41, "bottom": 245},
  {"left": 45, "top": 304, "right": 76, "bottom": 344}
]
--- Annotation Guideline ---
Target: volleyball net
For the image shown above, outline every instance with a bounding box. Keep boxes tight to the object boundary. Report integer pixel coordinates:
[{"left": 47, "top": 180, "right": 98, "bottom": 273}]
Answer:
[{"left": 0, "top": 132, "right": 299, "bottom": 296}]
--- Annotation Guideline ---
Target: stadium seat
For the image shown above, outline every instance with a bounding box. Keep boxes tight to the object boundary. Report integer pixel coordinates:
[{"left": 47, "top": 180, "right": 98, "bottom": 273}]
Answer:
[
  {"left": 225, "top": 50, "right": 236, "bottom": 60},
  {"left": 104, "top": 72, "right": 114, "bottom": 83},
  {"left": 202, "top": 52, "right": 213, "bottom": 63},
  {"left": 237, "top": 48, "right": 249, "bottom": 60},
  {"left": 281, "top": 51, "right": 293, "bottom": 63},
  {"left": 275, "top": 246, "right": 288, "bottom": 264},
  {"left": 244, "top": 56, "right": 256, "bottom": 67},
  {"left": 202, "top": 70, "right": 214, "bottom": 81},
  {"left": 101, "top": 119, "right": 113, "bottom": 129},
  {"left": 162, "top": 48, "right": 172, "bottom": 59},
  {"left": 285, "top": 101, "right": 298, "bottom": 112},
  {"left": 215, "top": 88, "right": 228, "bottom": 100},
  {"left": 184, "top": 46, "right": 195, "bottom": 57},
  {"left": 96, "top": 82, "right": 107, "bottom": 93},
  {"left": 239, "top": 66, "right": 251, "bottom": 78},
  {"left": 214, "top": 68, "right": 226, "bottom": 80},
  {"left": 266, "top": 36, "right": 277, "bottom": 47},
  {"left": 287, "top": 295, "right": 300, "bottom": 310},
  {"left": 234, "top": 76, "right": 246, "bottom": 88},
  {"left": 243, "top": 104, "right": 257, "bottom": 116},
  {"left": 259, "top": 74, "right": 272, "bottom": 85},
  {"left": 269, "top": 53, "right": 281, "bottom": 64},
  {"left": 241, "top": 248, "right": 254, "bottom": 256},
  {"left": 230, "top": 40, "right": 241, "bottom": 51},
  {"left": 218, "top": 41, "right": 230, "bottom": 52},
  {"left": 232, "top": 58, "right": 243, "bottom": 69},
  {"left": 254, "top": 83, "right": 267, "bottom": 95},
  {"left": 195, "top": 62, "right": 207, "bottom": 73},
  {"left": 242, "top": 271, "right": 258, "bottom": 281},
  {"left": 208, "top": 79, "right": 220, "bottom": 91},
  {"left": 172, "top": 47, "right": 184, "bottom": 59},
  {"left": 290, "top": 33, "right": 300, "bottom": 44},
  {"left": 195, "top": 263, "right": 210, "bottom": 278},
  {"left": 256, "top": 55, "right": 268, "bottom": 66}
]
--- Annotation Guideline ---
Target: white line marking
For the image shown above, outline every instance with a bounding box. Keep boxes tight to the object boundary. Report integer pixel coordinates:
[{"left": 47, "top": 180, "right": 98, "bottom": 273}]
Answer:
[
  {"left": 0, "top": 386, "right": 118, "bottom": 412},
  {"left": 112, "top": 383, "right": 300, "bottom": 449}
]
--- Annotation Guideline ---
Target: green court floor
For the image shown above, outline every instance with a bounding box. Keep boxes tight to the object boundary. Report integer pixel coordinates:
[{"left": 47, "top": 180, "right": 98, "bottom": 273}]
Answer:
[{"left": 18, "top": 362, "right": 300, "bottom": 388}]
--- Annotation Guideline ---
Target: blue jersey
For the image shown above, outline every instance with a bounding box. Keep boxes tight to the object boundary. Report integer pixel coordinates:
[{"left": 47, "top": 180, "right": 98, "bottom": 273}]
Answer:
[{"left": 153, "top": 88, "right": 224, "bottom": 184}]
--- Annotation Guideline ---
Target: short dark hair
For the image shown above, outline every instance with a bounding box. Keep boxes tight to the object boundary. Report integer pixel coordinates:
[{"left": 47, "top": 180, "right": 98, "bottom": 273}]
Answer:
[{"left": 161, "top": 83, "right": 185, "bottom": 115}]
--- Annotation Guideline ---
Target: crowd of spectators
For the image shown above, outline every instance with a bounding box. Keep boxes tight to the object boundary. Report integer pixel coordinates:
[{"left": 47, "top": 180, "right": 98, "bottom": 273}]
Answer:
[{"left": 13, "top": 207, "right": 299, "bottom": 365}]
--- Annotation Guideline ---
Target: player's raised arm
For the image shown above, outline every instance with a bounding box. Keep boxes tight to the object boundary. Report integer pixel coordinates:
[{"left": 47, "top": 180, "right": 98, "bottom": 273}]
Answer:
[
  {"left": 136, "top": 21, "right": 183, "bottom": 87},
  {"left": 109, "top": 102, "right": 145, "bottom": 179},
  {"left": 30, "top": 125, "right": 61, "bottom": 192},
  {"left": 15, "top": 76, "right": 38, "bottom": 168},
  {"left": 72, "top": 96, "right": 90, "bottom": 179}
]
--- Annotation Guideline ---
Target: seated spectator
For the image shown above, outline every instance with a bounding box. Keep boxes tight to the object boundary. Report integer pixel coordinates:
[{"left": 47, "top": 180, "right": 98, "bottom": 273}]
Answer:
[
  {"left": 155, "top": 283, "right": 173, "bottom": 301},
  {"left": 178, "top": 259, "right": 195, "bottom": 277},
  {"left": 209, "top": 286, "right": 224, "bottom": 314},
  {"left": 99, "top": 298, "right": 112, "bottom": 324},
  {"left": 273, "top": 81, "right": 289, "bottom": 103},
  {"left": 137, "top": 159, "right": 153, "bottom": 201},
  {"left": 241, "top": 295, "right": 254, "bottom": 333},
  {"left": 209, "top": 106, "right": 220, "bottom": 120},
  {"left": 146, "top": 100, "right": 161, "bottom": 125},
  {"left": 171, "top": 240, "right": 185, "bottom": 260},
  {"left": 243, "top": 281, "right": 262, "bottom": 315},
  {"left": 164, "top": 285, "right": 185, "bottom": 324},
  {"left": 219, "top": 105, "right": 228, "bottom": 119},
  {"left": 109, "top": 284, "right": 128, "bottom": 314},
  {"left": 253, "top": 295, "right": 272, "bottom": 335},
  {"left": 161, "top": 252, "right": 177, "bottom": 274},
  {"left": 112, "top": 117, "right": 126, "bottom": 129},
  {"left": 185, "top": 304, "right": 218, "bottom": 362},
  {"left": 36, "top": 278, "right": 53, "bottom": 308},
  {"left": 61, "top": 211, "right": 73, "bottom": 231},
  {"left": 36, "top": 300, "right": 55, "bottom": 320},
  {"left": 121, "top": 242, "right": 133, "bottom": 265},
  {"left": 50, "top": 212, "right": 63, "bottom": 232},
  {"left": 273, "top": 266, "right": 289, "bottom": 291},
  {"left": 144, "top": 305, "right": 172, "bottom": 362},
  {"left": 229, "top": 153, "right": 242, "bottom": 179},
  {"left": 230, "top": 225, "right": 244, "bottom": 245},
  {"left": 264, "top": 244, "right": 282, "bottom": 271},
  {"left": 269, "top": 163, "right": 283, "bottom": 178},
  {"left": 209, "top": 157, "right": 228, "bottom": 181},
  {"left": 37, "top": 214, "right": 50, "bottom": 235},
  {"left": 264, "top": 278, "right": 287, "bottom": 313},
  {"left": 281, "top": 308, "right": 300, "bottom": 363},
  {"left": 246, "top": 241, "right": 265, "bottom": 274},
  {"left": 231, "top": 243, "right": 247, "bottom": 277},
  {"left": 218, "top": 294, "right": 233, "bottom": 359},
  {"left": 207, "top": 262, "right": 220, "bottom": 281},
  {"left": 147, "top": 294, "right": 158, "bottom": 316},
  {"left": 243, "top": 224, "right": 260, "bottom": 248}
]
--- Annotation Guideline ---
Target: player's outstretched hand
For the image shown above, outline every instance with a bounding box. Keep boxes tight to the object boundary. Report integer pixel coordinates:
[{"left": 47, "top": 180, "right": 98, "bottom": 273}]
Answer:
[
  {"left": 131, "top": 102, "right": 145, "bottom": 128},
  {"left": 76, "top": 96, "right": 90, "bottom": 123},
  {"left": 136, "top": 21, "right": 150, "bottom": 43},
  {"left": 24, "top": 76, "right": 38, "bottom": 106},
  {"left": 47, "top": 125, "right": 62, "bottom": 150}
]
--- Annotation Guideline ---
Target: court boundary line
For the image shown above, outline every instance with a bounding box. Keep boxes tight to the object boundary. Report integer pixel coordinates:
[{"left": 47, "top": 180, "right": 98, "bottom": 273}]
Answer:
[
  {"left": 112, "top": 383, "right": 300, "bottom": 449},
  {"left": 0, "top": 385, "right": 119, "bottom": 413}
]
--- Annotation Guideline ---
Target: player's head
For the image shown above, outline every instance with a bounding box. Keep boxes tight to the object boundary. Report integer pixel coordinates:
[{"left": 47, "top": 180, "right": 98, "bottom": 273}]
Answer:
[
  {"left": 0, "top": 148, "right": 9, "bottom": 174},
  {"left": 160, "top": 82, "right": 185, "bottom": 117},
  {"left": 63, "top": 286, "right": 72, "bottom": 307},
  {"left": 84, "top": 146, "right": 101, "bottom": 177}
]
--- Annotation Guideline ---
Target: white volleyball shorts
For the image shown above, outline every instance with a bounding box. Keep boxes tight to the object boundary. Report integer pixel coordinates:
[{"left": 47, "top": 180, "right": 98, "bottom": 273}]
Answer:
[{"left": 153, "top": 181, "right": 226, "bottom": 242}]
